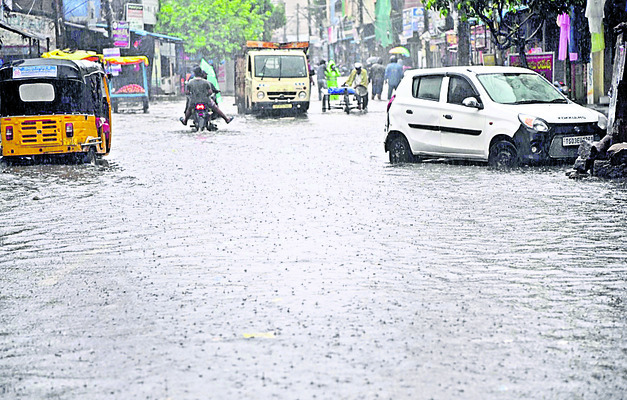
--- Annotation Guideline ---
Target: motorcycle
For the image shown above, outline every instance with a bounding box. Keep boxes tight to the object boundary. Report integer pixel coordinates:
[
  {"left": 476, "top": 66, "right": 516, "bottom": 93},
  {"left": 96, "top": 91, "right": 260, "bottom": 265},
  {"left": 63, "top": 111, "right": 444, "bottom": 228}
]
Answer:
[{"left": 190, "top": 94, "right": 219, "bottom": 132}]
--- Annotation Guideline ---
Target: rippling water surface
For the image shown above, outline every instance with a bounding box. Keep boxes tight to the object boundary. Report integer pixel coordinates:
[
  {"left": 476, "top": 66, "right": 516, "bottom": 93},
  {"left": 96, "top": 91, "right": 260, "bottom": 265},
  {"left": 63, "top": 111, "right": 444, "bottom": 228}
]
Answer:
[{"left": 1, "top": 98, "right": 626, "bottom": 399}]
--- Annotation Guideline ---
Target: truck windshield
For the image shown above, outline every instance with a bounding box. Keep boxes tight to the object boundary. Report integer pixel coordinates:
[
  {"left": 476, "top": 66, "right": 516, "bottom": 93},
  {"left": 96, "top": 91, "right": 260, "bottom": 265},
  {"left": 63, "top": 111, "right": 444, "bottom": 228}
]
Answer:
[
  {"left": 254, "top": 55, "right": 307, "bottom": 78},
  {"left": 476, "top": 73, "right": 567, "bottom": 105}
]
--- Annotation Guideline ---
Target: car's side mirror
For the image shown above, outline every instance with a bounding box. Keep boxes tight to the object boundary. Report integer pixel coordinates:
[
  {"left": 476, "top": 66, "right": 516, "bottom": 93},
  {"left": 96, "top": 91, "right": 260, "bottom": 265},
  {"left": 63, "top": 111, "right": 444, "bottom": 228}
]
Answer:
[{"left": 462, "top": 96, "right": 483, "bottom": 109}]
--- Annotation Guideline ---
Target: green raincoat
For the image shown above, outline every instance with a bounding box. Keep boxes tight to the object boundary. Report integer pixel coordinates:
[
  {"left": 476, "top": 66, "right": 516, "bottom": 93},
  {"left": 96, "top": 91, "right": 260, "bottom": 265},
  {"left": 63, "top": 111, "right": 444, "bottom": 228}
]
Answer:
[{"left": 325, "top": 60, "right": 341, "bottom": 100}]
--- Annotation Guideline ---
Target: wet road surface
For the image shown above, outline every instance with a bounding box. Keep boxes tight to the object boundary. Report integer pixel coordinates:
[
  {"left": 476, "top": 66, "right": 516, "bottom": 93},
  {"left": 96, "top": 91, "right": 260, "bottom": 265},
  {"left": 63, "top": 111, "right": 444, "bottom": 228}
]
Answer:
[{"left": 1, "top": 97, "right": 626, "bottom": 399}]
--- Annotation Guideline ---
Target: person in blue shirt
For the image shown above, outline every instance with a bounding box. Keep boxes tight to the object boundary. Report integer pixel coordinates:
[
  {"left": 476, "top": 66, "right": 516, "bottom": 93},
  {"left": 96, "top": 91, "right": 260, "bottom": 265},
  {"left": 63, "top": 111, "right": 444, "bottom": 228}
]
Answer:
[{"left": 384, "top": 56, "right": 404, "bottom": 100}]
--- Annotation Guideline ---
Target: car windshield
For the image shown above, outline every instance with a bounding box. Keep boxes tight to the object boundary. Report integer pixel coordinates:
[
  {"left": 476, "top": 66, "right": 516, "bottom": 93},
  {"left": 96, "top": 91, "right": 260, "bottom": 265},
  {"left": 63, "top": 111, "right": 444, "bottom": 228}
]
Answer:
[
  {"left": 476, "top": 73, "right": 567, "bottom": 104},
  {"left": 254, "top": 55, "right": 307, "bottom": 78}
]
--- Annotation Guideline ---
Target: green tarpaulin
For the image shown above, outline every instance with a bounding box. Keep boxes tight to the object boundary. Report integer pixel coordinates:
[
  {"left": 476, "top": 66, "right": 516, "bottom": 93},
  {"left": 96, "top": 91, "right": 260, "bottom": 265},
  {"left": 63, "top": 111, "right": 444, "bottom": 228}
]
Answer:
[
  {"left": 200, "top": 59, "right": 222, "bottom": 103},
  {"left": 375, "top": 0, "right": 393, "bottom": 48}
]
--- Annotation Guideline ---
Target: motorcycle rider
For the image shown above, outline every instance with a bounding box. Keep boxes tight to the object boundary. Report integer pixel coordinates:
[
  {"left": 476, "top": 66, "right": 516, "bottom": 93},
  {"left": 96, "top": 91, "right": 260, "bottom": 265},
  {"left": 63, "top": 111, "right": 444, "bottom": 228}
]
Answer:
[
  {"left": 343, "top": 62, "right": 369, "bottom": 110},
  {"left": 180, "top": 65, "right": 233, "bottom": 126}
]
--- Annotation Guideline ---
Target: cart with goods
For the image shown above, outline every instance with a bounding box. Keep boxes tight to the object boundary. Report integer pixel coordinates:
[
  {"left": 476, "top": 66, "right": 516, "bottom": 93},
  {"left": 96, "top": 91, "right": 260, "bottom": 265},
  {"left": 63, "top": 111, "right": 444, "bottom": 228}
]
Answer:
[{"left": 106, "top": 56, "right": 150, "bottom": 113}]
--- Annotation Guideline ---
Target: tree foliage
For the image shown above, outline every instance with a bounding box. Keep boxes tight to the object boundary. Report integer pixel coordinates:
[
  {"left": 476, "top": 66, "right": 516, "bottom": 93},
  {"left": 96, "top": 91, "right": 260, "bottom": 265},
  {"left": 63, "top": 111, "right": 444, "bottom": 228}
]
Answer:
[
  {"left": 426, "top": 0, "right": 584, "bottom": 65},
  {"left": 157, "top": 0, "right": 285, "bottom": 59}
]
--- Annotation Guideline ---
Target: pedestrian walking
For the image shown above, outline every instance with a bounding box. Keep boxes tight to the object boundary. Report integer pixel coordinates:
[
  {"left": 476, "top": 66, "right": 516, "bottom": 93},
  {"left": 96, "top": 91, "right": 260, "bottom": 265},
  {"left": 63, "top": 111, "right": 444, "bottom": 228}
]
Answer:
[
  {"left": 316, "top": 60, "right": 328, "bottom": 101},
  {"left": 384, "top": 56, "right": 404, "bottom": 100},
  {"left": 369, "top": 58, "right": 385, "bottom": 100}
]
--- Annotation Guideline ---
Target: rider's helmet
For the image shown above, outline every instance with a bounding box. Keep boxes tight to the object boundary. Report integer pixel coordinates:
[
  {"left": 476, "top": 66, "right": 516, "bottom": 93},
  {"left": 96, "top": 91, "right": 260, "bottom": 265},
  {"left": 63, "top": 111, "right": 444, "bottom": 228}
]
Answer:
[{"left": 354, "top": 62, "right": 362, "bottom": 70}]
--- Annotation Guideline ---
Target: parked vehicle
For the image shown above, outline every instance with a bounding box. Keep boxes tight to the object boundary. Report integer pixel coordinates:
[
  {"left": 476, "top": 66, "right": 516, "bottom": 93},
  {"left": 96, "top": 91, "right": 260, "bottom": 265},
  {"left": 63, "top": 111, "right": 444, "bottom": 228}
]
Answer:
[
  {"left": 235, "top": 41, "right": 310, "bottom": 114},
  {"left": 0, "top": 58, "right": 112, "bottom": 164},
  {"left": 384, "top": 66, "right": 607, "bottom": 167},
  {"left": 106, "top": 56, "right": 150, "bottom": 113}
]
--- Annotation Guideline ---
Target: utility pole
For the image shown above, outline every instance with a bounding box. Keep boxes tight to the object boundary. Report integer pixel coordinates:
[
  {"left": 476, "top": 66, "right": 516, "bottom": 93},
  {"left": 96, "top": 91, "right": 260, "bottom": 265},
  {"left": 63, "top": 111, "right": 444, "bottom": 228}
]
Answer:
[
  {"left": 283, "top": 1, "right": 287, "bottom": 42},
  {"left": 102, "top": 0, "right": 114, "bottom": 47},
  {"left": 53, "top": 0, "right": 66, "bottom": 50},
  {"left": 296, "top": 3, "right": 300, "bottom": 41},
  {"left": 307, "top": 0, "right": 312, "bottom": 39},
  {"left": 358, "top": 0, "right": 364, "bottom": 61}
]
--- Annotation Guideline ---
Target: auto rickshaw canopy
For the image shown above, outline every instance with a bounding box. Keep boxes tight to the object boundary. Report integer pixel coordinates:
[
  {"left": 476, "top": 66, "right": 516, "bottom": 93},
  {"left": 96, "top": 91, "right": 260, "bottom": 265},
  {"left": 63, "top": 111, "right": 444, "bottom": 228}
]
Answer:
[{"left": 41, "top": 49, "right": 104, "bottom": 63}]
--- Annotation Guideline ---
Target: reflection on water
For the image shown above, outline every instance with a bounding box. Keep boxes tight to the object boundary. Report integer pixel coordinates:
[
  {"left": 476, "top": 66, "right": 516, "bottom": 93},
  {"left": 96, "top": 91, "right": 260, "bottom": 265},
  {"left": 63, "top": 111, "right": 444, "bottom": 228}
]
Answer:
[{"left": 0, "top": 99, "right": 626, "bottom": 399}]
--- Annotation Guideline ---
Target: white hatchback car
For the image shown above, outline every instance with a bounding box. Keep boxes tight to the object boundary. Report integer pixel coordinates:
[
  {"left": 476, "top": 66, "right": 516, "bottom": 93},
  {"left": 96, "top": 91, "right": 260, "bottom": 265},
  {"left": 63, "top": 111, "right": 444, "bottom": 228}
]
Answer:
[{"left": 384, "top": 66, "right": 607, "bottom": 167}]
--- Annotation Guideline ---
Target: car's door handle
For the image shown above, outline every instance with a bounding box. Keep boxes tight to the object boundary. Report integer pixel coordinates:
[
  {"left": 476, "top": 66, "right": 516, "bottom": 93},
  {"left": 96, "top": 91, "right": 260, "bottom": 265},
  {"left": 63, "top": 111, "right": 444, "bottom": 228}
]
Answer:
[
  {"left": 406, "top": 109, "right": 413, "bottom": 114},
  {"left": 443, "top": 114, "right": 453, "bottom": 119}
]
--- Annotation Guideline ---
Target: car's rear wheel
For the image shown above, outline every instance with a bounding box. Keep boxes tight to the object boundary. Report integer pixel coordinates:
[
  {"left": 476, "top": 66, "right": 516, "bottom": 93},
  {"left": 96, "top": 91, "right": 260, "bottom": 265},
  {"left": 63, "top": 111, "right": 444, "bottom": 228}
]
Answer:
[
  {"left": 488, "top": 140, "right": 518, "bottom": 168},
  {"left": 389, "top": 136, "right": 414, "bottom": 164}
]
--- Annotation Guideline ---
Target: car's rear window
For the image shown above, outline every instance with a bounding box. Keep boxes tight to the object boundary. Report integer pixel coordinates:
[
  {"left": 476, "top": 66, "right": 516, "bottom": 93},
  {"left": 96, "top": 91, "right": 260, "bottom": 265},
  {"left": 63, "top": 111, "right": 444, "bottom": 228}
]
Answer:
[{"left": 412, "top": 75, "right": 443, "bottom": 101}]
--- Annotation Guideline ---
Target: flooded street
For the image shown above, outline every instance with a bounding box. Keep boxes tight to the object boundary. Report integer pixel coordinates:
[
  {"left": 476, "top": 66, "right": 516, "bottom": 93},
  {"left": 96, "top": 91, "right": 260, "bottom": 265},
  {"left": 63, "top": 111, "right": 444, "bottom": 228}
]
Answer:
[{"left": 1, "top": 97, "right": 626, "bottom": 399}]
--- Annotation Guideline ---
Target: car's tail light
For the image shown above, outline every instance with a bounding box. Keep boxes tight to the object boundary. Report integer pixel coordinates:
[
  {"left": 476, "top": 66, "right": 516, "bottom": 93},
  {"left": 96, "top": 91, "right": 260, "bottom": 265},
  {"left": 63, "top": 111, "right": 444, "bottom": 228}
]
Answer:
[
  {"left": 5, "top": 126, "right": 13, "bottom": 141},
  {"left": 195, "top": 103, "right": 205, "bottom": 110},
  {"left": 65, "top": 123, "right": 74, "bottom": 138},
  {"left": 387, "top": 95, "right": 395, "bottom": 113}
]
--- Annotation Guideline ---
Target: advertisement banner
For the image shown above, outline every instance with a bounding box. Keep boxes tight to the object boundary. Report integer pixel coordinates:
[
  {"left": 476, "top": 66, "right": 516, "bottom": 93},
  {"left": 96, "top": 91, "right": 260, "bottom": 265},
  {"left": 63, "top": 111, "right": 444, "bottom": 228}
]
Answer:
[{"left": 508, "top": 52, "right": 554, "bottom": 82}]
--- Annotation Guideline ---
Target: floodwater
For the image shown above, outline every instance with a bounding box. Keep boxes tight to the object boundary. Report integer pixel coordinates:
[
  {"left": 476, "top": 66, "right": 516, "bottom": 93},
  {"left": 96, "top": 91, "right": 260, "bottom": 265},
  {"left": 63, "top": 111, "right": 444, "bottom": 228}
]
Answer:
[{"left": 1, "top": 97, "right": 626, "bottom": 399}]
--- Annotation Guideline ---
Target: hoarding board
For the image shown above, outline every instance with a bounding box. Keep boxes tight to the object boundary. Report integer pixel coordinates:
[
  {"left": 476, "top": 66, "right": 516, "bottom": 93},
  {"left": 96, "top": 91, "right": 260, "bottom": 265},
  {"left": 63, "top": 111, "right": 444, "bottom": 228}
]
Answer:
[{"left": 508, "top": 52, "right": 554, "bottom": 82}]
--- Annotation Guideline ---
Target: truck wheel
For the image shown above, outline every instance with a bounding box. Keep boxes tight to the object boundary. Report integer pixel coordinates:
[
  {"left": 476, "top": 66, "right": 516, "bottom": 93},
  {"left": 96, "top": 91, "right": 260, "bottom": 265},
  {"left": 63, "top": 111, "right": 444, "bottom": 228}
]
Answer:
[{"left": 488, "top": 140, "right": 519, "bottom": 168}]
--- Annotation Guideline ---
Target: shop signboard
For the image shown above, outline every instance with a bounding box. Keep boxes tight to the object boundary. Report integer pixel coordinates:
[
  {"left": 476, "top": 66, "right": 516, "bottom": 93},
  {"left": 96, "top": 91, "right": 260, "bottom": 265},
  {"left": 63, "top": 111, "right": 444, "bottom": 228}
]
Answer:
[
  {"left": 126, "top": 3, "right": 144, "bottom": 30},
  {"left": 508, "top": 52, "right": 554, "bottom": 82},
  {"left": 103, "top": 48, "right": 122, "bottom": 75},
  {"left": 412, "top": 7, "right": 424, "bottom": 33},
  {"left": 402, "top": 7, "right": 425, "bottom": 38},
  {"left": 402, "top": 9, "right": 413, "bottom": 38},
  {"left": 112, "top": 21, "right": 130, "bottom": 48}
]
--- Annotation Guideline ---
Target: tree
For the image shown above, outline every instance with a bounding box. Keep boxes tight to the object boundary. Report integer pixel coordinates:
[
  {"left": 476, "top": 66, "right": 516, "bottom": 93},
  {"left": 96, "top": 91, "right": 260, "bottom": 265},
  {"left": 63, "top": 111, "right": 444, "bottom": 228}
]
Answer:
[
  {"left": 425, "top": 0, "right": 584, "bottom": 67},
  {"left": 157, "top": 0, "right": 285, "bottom": 60}
]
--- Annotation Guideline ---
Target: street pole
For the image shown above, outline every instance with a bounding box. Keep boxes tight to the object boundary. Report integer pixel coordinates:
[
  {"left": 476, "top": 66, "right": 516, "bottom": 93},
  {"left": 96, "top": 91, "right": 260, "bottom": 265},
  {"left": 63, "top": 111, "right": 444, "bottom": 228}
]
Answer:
[
  {"left": 297, "top": 3, "right": 300, "bottom": 41},
  {"left": 282, "top": 1, "right": 287, "bottom": 42},
  {"left": 53, "top": 0, "right": 66, "bottom": 50},
  {"left": 102, "top": 0, "right": 114, "bottom": 47},
  {"left": 358, "top": 0, "right": 364, "bottom": 61},
  {"left": 307, "top": 0, "right": 312, "bottom": 39}
]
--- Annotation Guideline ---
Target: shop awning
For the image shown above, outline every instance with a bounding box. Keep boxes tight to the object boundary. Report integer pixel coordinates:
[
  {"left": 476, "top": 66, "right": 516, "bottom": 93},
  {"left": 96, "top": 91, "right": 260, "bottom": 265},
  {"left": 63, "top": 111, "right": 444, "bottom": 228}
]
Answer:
[{"left": 0, "top": 20, "right": 47, "bottom": 41}]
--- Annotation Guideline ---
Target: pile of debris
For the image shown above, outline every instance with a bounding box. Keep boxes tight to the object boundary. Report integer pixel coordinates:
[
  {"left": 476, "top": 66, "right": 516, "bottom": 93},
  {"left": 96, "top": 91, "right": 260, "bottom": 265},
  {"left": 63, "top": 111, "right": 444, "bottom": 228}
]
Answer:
[{"left": 570, "top": 22, "right": 627, "bottom": 179}]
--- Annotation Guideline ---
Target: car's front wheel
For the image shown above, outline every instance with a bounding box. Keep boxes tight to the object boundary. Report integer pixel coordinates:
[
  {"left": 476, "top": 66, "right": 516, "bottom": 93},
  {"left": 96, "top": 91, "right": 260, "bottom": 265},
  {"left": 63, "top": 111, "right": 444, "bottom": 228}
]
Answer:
[
  {"left": 389, "top": 136, "right": 414, "bottom": 164},
  {"left": 488, "top": 140, "right": 518, "bottom": 168}
]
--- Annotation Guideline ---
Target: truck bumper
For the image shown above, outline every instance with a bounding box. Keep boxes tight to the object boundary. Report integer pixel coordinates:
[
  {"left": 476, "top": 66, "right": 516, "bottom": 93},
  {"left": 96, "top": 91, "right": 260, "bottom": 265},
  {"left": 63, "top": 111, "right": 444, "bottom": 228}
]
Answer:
[{"left": 252, "top": 101, "right": 309, "bottom": 112}]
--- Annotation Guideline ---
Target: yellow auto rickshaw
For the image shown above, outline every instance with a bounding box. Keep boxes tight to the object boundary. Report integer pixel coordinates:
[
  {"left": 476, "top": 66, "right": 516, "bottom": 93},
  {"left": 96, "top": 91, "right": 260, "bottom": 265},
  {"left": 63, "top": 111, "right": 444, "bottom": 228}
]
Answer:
[{"left": 0, "top": 57, "right": 112, "bottom": 163}]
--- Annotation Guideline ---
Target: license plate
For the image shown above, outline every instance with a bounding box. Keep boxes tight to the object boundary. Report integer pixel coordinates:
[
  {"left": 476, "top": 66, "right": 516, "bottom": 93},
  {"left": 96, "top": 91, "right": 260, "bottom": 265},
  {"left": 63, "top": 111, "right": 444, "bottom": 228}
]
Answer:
[
  {"left": 273, "top": 104, "right": 292, "bottom": 109},
  {"left": 562, "top": 135, "right": 594, "bottom": 147}
]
